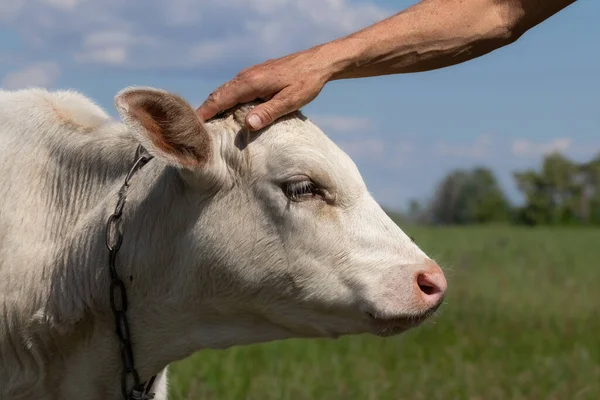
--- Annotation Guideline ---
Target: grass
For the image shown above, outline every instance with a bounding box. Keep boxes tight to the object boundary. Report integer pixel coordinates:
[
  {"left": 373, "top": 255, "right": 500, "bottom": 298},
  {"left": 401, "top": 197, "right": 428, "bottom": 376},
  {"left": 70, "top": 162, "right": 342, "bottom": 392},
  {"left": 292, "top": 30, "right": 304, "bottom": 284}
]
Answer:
[{"left": 167, "top": 226, "right": 600, "bottom": 399}]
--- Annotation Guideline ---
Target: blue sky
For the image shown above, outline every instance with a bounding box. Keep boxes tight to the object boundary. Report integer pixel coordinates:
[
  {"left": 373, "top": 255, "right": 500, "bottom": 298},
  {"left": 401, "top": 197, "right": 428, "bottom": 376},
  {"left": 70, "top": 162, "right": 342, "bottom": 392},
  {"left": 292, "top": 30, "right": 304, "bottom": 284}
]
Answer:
[{"left": 1, "top": 0, "right": 598, "bottom": 210}]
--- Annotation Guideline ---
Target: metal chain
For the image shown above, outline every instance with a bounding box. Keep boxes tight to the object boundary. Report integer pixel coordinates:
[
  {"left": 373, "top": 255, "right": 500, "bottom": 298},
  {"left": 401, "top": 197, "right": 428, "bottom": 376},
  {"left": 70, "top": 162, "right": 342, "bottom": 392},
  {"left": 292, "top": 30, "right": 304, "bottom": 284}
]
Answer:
[{"left": 105, "top": 145, "right": 157, "bottom": 400}]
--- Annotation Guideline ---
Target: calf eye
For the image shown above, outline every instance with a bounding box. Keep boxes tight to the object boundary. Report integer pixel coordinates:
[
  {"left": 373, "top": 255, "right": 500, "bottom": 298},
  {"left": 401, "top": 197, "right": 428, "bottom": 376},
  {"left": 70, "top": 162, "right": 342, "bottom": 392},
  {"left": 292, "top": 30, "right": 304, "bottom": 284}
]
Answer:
[{"left": 282, "top": 180, "right": 320, "bottom": 201}]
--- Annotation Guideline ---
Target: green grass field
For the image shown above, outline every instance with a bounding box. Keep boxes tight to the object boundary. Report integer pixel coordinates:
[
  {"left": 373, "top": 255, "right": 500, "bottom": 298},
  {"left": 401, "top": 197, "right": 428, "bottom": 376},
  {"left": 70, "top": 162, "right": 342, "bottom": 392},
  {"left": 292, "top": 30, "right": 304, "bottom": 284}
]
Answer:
[{"left": 167, "top": 226, "right": 600, "bottom": 399}]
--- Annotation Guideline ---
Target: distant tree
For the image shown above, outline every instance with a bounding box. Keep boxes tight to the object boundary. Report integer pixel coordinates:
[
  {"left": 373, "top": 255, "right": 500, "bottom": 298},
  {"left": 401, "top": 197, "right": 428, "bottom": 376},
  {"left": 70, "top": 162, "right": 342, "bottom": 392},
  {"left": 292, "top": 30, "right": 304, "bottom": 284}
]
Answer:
[
  {"left": 406, "top": 198, "right": 425, "bottom": 223},
  {"left": 469, "top": 168, "right": 512, "bottom": 223},
  {"left": 428, "top": 170, "right": 468, "bottom": 224},
  {"left": 427, "top": 167, "right": 510, "bottom": 225},
  {"left": 513, "top": 152, "right": 600, "bottom": 225},
  {"left": 414, "top": 152, "right": 600, "bottom": 227},
  {"left": 578, "top": 154, "right": 600, "bottom": 224}
]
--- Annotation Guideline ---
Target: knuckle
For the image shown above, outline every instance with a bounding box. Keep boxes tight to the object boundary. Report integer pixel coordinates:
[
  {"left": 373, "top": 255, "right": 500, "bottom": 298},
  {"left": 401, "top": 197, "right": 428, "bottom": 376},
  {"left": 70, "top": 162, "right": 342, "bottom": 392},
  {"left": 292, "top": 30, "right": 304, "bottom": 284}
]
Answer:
[
  {"left": 205, "top": 91, "right": 220, "bottom": 105},
  {"left": 236, "top": 68, "right": 254, "bottom": 81},
  {"left": 231, "top": 73, "right": 256, "bottom": 93},
  {"left": 238, "top": 65, "right": 254, "bottom": 75},
  {"left": 241, "top": 68, "right": 268, "bottom": 87},
  {"left": 242, "top": 72, "right": 257, "bottom": 84}
]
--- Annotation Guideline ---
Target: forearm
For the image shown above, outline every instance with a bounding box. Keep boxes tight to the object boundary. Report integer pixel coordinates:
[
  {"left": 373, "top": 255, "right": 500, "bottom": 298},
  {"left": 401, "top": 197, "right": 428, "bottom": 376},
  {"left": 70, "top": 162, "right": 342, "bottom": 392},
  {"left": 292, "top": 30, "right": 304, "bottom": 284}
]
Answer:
[
  {"left": 197, "top": 0, "right": 578, "bottom": 127},
  {"left": 323, "top": 0, "right": 576, "bottom": 79}
]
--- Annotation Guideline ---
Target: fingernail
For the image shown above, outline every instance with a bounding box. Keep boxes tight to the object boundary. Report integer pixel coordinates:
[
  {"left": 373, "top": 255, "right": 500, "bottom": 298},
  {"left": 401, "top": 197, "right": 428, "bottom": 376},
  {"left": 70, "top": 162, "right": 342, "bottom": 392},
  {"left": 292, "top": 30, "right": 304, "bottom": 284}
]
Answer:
[{"left": 247, "top": 114, "right": 262, "bottom": 130}]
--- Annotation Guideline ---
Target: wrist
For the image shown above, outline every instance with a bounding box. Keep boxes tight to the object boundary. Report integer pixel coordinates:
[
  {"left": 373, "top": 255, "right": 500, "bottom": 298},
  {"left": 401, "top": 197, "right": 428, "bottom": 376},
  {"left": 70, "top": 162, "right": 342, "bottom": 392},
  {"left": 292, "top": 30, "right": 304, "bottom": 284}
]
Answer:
[{"left": 313, "top": 38, "right": 365, "bottom": 82}]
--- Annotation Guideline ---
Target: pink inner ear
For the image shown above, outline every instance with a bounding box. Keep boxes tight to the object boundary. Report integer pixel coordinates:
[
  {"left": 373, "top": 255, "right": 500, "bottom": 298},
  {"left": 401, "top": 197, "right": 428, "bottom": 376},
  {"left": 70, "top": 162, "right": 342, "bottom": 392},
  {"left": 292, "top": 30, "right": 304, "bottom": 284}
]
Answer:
[{"left": 122, "top": 90, "right": 212, "bottom": 168}]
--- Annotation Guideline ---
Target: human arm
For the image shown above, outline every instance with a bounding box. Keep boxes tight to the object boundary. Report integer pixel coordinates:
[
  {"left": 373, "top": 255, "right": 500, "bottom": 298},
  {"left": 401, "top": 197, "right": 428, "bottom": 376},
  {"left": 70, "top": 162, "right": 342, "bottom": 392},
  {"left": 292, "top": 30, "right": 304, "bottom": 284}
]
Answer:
[{"left": 197, "top": 0, "right": 578, "bottom": 130}]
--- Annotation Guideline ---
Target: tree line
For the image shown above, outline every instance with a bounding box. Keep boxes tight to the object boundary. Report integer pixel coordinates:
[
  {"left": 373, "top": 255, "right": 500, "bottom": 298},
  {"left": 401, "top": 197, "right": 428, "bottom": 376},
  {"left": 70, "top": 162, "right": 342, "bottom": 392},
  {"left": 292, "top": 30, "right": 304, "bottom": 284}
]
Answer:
[{"left": 405, "top": 152, "right": 600, "bottom": 226}]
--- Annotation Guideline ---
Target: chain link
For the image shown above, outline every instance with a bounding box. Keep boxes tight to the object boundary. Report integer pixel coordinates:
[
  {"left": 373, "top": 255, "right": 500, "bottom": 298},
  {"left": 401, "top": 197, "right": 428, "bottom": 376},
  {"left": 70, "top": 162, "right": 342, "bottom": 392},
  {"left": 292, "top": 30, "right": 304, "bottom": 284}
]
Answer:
[{"left": 106, "top": 145, "right": 156, "bottom": 400}]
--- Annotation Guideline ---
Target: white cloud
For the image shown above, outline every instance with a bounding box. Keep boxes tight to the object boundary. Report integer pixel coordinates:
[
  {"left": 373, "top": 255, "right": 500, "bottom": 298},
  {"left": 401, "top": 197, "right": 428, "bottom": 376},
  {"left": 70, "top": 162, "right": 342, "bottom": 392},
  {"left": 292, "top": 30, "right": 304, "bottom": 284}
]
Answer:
[
  {"left": 76, "top": 46, "right": 127, "bottom": 65},
  {"left": 511, "top": 138, "right": 572, "bottom": 157},
  {"left": 310, "top": 114, "right": 373, "bottom": 134},
  {"left": 434, "top": 134, "right": 493, "bottom": 159},
  {"left": 73, "top": 31, "right": 156, "bottom": 65},
  {"left": 3, "top": 0, "right": 391, "bottom": 73},
  {"left": 2, "top": 62, "right": 60, "bottom": 90}
]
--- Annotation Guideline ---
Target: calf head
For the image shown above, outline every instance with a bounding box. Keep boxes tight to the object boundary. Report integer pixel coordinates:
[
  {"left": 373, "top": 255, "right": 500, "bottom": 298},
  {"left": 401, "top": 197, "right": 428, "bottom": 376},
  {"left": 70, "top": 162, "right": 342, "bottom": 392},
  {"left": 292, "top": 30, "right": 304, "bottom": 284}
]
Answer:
[{"left": 115, "top": 87, "right": 446, "bottom": 348}]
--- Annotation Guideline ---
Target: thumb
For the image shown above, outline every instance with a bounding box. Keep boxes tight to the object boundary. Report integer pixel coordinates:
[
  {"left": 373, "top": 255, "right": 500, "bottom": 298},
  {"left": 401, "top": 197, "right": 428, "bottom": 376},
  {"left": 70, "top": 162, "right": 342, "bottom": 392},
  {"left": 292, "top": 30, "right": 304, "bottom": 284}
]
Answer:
[{"left": 245, "top": 87, "right": 299, "bottom": 131}]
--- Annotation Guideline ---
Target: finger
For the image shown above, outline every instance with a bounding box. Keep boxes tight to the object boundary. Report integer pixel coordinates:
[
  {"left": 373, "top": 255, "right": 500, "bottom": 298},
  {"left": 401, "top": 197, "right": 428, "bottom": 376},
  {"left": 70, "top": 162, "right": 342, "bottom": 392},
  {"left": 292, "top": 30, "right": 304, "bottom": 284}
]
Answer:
[
  {"left": 245, "top": 87, "right": 301, "bottom": 131},
  {"left": 196, "top": 78, "right": 259, "bottom": 121}
]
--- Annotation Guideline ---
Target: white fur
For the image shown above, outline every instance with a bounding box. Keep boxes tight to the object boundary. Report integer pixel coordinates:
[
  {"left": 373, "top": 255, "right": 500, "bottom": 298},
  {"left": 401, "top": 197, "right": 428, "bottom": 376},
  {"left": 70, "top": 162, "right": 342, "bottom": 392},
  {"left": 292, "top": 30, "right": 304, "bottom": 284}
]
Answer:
[{"left": 0, "top": 87, "right": 445, "bottom": 399}]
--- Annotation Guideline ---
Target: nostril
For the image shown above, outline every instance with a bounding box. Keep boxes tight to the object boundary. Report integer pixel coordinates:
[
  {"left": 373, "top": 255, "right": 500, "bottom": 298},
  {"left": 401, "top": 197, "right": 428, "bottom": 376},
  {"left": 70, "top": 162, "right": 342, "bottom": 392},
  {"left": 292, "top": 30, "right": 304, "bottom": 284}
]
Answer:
[
  {"left": 416, "top": 272, "right": 445, "bottom": 298},
  {"left": 418, "top": 279, "right": 438, "bottom": 295},
  {"left": 417, "top": 273, "right": 440, "bottom": 295}
]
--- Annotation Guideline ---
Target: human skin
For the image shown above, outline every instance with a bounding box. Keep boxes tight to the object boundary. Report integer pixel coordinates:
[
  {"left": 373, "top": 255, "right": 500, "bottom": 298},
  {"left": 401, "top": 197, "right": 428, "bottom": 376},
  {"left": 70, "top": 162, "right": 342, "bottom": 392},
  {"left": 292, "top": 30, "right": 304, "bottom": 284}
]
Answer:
[{"left": 196, "top": 0, "right": 578, "bottom": 131}]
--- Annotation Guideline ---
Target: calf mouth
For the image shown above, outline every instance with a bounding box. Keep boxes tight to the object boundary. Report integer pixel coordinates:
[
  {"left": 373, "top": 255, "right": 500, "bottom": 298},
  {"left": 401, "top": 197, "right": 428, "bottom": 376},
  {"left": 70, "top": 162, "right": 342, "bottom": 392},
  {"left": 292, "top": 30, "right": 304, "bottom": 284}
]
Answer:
[{"left": 366, "top": 303, "right": 442, "bottom": 337}]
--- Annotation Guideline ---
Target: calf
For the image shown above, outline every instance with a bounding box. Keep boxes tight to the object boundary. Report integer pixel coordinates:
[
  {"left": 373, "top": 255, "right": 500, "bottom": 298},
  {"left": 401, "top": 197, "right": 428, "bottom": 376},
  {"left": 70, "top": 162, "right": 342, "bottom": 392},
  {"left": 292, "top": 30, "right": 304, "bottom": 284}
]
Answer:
[{"left": 0, "top": 87, "right": 446, "bottom": 399}]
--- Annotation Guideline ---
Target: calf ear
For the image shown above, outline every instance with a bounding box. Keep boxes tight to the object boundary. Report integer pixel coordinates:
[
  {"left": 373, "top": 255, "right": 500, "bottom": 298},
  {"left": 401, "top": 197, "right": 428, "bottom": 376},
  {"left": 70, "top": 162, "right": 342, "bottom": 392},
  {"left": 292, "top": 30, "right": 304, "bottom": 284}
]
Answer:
[{"left": 115, "top": 87, "right": 212, "bottom": 169}]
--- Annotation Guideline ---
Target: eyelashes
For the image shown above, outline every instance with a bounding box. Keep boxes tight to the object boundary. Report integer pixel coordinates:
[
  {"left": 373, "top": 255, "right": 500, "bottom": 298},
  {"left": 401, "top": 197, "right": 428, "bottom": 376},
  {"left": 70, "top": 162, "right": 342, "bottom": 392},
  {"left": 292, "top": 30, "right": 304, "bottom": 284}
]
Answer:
[{"left": 282, "top": 180, "right": 320, "bottom": 201}]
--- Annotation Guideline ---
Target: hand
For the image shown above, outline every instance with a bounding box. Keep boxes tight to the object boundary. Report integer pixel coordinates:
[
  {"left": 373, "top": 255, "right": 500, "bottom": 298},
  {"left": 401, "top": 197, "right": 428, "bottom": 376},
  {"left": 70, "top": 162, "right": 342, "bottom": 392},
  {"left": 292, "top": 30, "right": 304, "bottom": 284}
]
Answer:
[{"left": 197, "top": 45, "right": 338, "bottom": 131}]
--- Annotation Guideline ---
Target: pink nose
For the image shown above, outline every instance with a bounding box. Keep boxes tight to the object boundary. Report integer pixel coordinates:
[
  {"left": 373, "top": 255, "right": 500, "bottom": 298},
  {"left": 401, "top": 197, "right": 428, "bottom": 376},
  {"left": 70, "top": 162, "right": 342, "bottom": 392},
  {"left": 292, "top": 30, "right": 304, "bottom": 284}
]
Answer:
[{"left": 415, "top": 260, "right": 447, "bottom": 307}]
